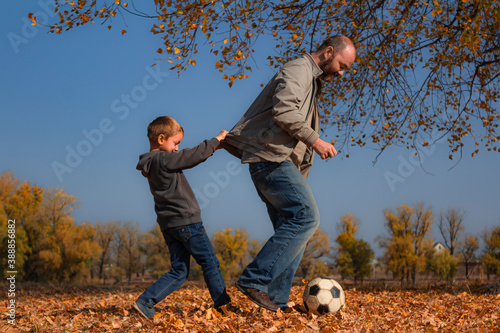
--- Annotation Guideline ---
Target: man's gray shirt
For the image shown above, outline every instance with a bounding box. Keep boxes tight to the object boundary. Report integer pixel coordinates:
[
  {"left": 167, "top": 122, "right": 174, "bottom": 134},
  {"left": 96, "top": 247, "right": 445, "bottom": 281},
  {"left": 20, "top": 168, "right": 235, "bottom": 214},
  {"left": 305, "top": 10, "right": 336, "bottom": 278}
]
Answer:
[{"left": 224, "top": 53, "right": 322, "bottom": 178}]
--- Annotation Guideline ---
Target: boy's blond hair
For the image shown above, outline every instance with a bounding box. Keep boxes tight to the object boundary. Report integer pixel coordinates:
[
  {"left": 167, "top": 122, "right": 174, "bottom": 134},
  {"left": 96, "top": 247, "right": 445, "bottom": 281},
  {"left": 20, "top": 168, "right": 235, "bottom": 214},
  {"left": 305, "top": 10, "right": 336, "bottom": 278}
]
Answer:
[{"left": 147, "top": 116, "right": 184, "bottom": 144}]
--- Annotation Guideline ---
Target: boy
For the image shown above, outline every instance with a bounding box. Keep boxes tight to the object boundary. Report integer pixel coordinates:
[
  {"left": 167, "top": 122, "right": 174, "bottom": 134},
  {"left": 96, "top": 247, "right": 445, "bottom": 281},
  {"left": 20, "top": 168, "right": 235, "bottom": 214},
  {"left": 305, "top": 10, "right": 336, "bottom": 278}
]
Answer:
[{"left": 134, "top": 116, "right": 231, "bottom": 318}]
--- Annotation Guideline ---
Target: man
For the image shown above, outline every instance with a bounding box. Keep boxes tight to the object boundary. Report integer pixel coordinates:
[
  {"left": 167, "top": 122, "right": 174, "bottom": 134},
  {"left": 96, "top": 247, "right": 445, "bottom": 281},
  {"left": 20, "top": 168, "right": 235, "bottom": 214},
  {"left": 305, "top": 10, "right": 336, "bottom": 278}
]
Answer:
[{"left": 224, "top": 36, "right": 356, "bottom": 311}]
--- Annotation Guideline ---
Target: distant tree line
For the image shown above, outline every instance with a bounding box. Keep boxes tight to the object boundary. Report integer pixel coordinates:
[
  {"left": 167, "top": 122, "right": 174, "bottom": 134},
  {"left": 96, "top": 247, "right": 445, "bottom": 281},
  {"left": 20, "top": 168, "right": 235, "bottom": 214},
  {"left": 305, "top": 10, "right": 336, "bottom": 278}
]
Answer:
[
  {"left": 1, "top": 172, "right": 499, "bottom": 284},
  {"left": 377, "top": 202, "right": 500, "bottom": 285}
]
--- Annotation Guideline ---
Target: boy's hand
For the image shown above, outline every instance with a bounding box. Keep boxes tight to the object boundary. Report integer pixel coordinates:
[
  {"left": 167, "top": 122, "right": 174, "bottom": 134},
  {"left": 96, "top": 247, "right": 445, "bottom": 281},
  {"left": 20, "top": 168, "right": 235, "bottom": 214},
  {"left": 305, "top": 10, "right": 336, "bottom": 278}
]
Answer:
[{"left": 216, "top": 130, "right": 228, "bottom": 142}]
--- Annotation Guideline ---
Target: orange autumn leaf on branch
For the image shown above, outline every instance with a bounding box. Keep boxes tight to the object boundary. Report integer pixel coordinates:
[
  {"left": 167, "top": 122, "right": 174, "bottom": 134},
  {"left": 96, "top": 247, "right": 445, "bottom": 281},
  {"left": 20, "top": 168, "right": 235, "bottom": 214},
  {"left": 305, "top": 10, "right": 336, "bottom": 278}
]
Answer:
[{"left": 28, "top": 0, "right": 499, "bottom": 160}]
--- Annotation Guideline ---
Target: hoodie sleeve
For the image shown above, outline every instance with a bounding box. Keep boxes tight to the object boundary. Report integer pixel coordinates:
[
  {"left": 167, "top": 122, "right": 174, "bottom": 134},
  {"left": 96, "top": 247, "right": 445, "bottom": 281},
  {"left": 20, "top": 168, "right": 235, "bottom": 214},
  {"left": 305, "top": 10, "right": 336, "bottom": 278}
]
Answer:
[{"left": 160, "top": 138, "right": 220, "bottom": 171}]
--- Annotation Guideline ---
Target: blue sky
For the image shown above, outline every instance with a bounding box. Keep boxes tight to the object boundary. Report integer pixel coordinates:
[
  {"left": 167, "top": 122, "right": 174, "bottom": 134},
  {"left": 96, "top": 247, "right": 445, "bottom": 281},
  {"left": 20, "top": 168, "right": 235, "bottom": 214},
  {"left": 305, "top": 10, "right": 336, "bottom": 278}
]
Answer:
[{"left": 2, "top": 2, "right": 499, "bottom": 256}]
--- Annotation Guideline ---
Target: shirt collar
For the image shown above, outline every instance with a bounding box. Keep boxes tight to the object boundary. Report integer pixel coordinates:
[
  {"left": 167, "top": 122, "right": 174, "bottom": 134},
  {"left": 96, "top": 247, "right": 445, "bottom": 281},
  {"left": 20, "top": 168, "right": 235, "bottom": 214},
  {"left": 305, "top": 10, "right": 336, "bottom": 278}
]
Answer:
[{"left": 304, "top": 53, "right": 323, "bottom": 78}]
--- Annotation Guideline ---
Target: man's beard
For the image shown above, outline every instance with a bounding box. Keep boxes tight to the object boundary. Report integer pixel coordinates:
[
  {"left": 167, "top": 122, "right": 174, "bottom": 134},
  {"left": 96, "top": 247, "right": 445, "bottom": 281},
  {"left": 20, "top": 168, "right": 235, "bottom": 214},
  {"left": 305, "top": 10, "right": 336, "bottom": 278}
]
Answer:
[{"left": 318, "top": 57, "right": 337, "bottom": 82}]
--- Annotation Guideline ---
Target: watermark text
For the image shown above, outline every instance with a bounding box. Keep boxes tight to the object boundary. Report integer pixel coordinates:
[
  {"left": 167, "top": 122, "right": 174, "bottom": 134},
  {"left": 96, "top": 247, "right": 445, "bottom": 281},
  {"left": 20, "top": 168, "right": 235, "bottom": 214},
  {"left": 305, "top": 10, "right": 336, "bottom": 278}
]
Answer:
[
  {"left": 51, "top": 65, "right": 169, "bottom": 182},
  {"left": 6, "top": 219, "right": 17, "bottom": 326}
]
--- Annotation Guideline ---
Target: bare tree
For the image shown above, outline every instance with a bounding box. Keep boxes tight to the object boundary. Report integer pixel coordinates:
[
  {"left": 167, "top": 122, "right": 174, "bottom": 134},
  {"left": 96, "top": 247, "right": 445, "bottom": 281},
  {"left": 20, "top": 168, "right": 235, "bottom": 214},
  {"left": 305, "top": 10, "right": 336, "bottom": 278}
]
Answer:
[
  {"left": 94, "top": 220, "right": 120, "bottom": 283},
  {"left": 439, "top": 208, "right": 465, "bottom": 255},
  {"left": 461, "top": 234, "right": 479, "bottom": 279},
  {"left": 117, "top": 221, "right": 142, "bottom": 284}
]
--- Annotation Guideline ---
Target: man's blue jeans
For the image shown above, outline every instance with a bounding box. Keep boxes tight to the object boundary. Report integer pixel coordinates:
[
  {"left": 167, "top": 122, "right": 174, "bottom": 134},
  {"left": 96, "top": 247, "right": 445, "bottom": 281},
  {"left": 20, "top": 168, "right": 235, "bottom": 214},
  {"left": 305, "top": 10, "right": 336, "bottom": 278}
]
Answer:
[
  {"left": 237, "top": 160, "right": 320, "bottom": 308},
  {"left": 136, "top": 222, "right": 230, "bottom": 317}
]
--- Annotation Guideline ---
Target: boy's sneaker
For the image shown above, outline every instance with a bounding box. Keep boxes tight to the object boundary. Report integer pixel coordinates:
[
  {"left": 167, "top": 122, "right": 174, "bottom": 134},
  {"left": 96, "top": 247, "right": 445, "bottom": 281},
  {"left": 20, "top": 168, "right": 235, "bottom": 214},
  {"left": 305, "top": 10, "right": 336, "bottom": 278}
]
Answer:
[{"left": 133, "top": 301, "right": 155, "bottom": 319}]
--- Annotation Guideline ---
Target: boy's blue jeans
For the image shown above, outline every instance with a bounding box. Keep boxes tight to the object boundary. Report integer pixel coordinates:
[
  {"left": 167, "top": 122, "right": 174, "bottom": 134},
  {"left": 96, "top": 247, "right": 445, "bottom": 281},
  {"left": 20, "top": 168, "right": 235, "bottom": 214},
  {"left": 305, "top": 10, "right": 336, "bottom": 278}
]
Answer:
[
  {"left": 136, "top": 222, "right": 230, "bottom": 317},
  {"left": 237, "top": 160, "right": 320, "bottom": 308}
]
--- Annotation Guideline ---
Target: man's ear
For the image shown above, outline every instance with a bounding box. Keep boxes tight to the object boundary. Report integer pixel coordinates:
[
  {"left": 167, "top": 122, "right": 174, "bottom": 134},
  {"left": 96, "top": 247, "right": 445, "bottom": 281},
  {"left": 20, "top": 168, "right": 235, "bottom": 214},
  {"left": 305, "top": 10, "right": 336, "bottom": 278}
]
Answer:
[
  {"left": 324, "top": 46, "right": 334, "bottom": 60},
  {"left": 157, "top": 134, "right": 165, "bottom": 145}
]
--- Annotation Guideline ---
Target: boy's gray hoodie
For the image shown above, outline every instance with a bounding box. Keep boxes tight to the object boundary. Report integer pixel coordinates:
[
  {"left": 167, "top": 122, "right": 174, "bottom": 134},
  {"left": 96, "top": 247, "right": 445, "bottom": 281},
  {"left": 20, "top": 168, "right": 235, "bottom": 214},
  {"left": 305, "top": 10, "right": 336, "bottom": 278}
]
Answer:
[{"left": 136, "top": 138, "right": 220, "bottom": 229}]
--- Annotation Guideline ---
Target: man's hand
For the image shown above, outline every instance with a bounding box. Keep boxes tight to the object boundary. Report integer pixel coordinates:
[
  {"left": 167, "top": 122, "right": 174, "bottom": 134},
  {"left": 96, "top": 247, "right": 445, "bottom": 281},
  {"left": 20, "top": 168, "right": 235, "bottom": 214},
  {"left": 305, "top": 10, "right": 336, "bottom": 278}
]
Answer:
[
  {"left": 312, "top": 138, "right": 337, "bottom": 159},
  {"left": 216, "top": 130, "right": 229, "bottom": 142}
]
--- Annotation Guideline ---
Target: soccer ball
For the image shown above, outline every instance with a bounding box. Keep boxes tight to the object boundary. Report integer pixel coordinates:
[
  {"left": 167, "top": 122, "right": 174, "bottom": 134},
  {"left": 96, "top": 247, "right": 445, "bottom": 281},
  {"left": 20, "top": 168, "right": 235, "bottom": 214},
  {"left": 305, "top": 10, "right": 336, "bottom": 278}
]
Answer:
[{"left": 303, "top": 278, "right": 345, "bottom": 314}]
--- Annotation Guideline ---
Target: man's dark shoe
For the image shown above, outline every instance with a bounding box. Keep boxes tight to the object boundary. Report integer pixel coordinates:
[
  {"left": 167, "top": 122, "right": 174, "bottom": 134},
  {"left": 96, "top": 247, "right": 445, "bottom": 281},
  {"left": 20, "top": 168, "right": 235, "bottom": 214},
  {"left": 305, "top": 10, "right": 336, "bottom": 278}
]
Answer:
[{"left": 235, "top": 283, "right": 279, "bottom": 312}]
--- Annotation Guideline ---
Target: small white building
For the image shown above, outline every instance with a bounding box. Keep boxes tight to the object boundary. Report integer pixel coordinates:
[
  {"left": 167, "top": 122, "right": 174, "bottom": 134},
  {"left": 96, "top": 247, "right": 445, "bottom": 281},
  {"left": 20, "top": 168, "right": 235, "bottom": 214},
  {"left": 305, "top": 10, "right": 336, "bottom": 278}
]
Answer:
[{"left": 433, "top": 242, "right": 447, "bottom": 255}]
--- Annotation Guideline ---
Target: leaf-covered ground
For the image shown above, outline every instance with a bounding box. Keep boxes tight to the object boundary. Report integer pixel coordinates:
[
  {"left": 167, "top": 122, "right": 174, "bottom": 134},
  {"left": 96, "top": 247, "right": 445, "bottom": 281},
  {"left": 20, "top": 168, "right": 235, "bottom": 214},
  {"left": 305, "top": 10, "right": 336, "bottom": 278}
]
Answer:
[{"left": 2, "top": 282, "right": 499, "bottom": 332}]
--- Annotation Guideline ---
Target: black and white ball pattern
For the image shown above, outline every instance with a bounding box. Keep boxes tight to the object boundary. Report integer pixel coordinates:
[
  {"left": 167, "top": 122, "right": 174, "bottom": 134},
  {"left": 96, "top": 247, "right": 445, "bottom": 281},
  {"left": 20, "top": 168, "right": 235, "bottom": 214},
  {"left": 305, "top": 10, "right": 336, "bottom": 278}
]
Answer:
[{"left": 303, "top": 278, "right": 345, "bottom": 314}]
